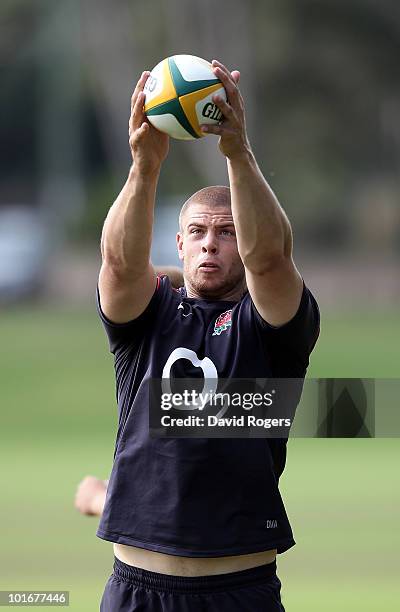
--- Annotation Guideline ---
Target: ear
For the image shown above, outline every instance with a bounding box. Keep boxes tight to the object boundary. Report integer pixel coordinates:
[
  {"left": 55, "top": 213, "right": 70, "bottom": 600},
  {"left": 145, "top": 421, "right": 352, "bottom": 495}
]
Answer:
[{"left": 176, "top": 232, "right": 184, "bottom": 261}]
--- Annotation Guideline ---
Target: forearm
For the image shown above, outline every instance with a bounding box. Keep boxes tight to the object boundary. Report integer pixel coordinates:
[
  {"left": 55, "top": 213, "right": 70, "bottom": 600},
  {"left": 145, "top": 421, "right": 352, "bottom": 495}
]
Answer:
[
  {"left": 228, "top": 152, "right": 292, "bottom": 273},
  {"left": 101, "top": 164, "right": 160, "bottom": 276}
]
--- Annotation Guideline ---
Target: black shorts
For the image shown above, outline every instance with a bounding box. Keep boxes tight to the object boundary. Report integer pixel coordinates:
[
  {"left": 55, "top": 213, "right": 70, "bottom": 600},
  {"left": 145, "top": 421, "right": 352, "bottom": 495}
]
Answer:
[{"left": 100, "top": 557, "right": 285, "bottom": 611}]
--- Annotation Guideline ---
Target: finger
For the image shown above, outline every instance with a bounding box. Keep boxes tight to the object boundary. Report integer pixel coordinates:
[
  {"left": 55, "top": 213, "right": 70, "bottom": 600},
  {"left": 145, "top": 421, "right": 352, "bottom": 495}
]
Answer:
[
  {"left": 135, "top": 122, "right": 150, "bottom": 139},
  {"left": 231, "top": 70, "right": 240, "bottom": 84},
  {"left": 130, "top": 71, "right": 150, "bottom": 114},
  {"left": 211, "top": 59, "right": 231, "bottom": 78},
  {"left": 213, "top": 65, "right": 236, "bottom": 90},
  {"left": 214, "top": 66, "right": 244, "bottom": 111},
  {"left": 131, "top": 91, "right": 146, "bottom": 132},
  {"left": 212, "top": 95, "right": 235, "bottom": 121},
  {"left": 129, "top": 121, "right": 149, "bottom": 149},
  {"left": 211, "top": 60, "right": 240, "bottom": 88},
  {"left": 200, "top": 124, "right": 236, "bottom": 136},
  {"left": 132, "top": 71, "right": 150, "bottom": 99},
  {"left": 129, "top": 73, "right": 148, "bottom": 134},
  {"left": 212, "top": 66, "right": 240, "bottom": 106}
]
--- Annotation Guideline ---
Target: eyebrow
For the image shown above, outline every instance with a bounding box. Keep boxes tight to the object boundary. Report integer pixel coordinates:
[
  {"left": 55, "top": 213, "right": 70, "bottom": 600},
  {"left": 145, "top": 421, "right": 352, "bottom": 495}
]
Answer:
[
  {"left": 187, "top": 221, "right": 235, "bottom": 229},
  {"left": 187, "top": 222, "right": 206, "bottom": 229}
]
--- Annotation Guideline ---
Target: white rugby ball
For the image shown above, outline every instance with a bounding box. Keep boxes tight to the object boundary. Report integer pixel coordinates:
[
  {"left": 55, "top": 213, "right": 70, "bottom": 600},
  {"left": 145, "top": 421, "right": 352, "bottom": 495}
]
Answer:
[{"left": 144, "top": 54, "right": 226, "bottom": 140}]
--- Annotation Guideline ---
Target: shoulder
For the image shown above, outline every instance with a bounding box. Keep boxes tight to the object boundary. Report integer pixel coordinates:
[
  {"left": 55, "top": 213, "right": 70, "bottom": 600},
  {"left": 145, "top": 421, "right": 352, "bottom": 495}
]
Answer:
[
  {"left": 97, "top": 275, "right": 181, "bottom": 354},
  {"left": 238, "top": 282, "right": 320, "bottom": 355}
]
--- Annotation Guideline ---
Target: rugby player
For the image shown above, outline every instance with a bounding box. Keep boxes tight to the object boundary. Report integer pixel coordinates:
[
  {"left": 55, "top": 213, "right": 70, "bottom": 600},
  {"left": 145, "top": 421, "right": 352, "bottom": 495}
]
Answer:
[{"left": 95, "top": 60, "right": 320, "bottom": 611}]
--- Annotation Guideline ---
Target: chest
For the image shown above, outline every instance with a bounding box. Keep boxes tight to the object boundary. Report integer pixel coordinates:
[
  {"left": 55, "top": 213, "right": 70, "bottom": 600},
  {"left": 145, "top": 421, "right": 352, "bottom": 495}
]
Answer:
[{"left": 148, "top": 300, "right": 270, "bottom": 379}]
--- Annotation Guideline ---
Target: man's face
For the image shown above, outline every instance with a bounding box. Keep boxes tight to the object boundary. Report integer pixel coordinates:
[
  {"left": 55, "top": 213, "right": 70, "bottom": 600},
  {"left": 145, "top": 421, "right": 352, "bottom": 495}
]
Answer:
[{"left": 177, "top": 202, "right": 245, "bottom": 299}]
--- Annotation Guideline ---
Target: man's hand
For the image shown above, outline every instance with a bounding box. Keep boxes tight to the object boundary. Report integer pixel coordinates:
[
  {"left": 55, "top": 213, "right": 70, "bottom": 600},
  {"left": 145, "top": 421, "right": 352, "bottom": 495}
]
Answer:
[
  {"left": 203, "top": 61, "right": 304, "bottom": 327},
  {"left": 129, "top": 71, "right": 169, "bottom": 174},
  {"left": 74, "top": 475, "right": 108, "bottom": 517},
  {"left": 200, "top": 60, "right": 251, "bottom": 161}
]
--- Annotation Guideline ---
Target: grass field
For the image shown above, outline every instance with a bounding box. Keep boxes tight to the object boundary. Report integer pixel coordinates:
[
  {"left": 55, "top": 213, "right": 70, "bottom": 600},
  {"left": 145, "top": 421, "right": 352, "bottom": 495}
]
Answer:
[{"left": 0, "top": 305, "right": 399, "bottom": 611}]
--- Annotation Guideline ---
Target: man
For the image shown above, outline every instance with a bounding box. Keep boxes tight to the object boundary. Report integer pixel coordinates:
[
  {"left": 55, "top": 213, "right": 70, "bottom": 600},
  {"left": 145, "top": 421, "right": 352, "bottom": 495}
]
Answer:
[{"left": 96, "top": 60, "right": 319, "bottom": 611}]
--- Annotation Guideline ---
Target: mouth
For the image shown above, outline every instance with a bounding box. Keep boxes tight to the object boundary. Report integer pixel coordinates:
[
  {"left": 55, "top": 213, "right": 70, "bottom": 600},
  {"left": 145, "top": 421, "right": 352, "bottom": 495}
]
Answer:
[{"left": 198, "top": 262, "right": 220, "bottom": 272}]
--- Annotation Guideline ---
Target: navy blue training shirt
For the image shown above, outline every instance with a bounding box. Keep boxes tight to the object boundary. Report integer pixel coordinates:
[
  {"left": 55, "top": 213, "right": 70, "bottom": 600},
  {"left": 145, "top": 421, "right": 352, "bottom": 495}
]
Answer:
[{"left": 96, "top": 275, "right": 320, "bottom": 557}]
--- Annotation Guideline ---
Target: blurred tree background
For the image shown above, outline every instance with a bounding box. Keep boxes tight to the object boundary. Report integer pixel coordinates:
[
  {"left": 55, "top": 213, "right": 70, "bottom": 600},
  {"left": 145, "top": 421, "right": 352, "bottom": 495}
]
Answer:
[
  {"left": 1, "top": 3, "right": 400, "bottom": 611},
  {"left": 2, "top": 0, "right": 399, "bottom": 255}
]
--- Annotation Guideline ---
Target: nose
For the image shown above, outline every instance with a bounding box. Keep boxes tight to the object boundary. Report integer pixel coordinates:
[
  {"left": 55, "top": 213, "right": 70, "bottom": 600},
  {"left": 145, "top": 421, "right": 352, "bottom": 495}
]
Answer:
[{"left": 201, "top": 231, "right": 218, "bottom": 254}]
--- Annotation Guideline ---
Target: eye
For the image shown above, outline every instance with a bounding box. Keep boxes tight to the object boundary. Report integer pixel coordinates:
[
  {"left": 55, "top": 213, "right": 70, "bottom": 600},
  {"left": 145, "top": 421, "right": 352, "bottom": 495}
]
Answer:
[
  {"left": 221, "top": 229, "right": 234, "bottom": 236},
  {"left": 190, "top": 228, "right": 202, "bottom": 234}
]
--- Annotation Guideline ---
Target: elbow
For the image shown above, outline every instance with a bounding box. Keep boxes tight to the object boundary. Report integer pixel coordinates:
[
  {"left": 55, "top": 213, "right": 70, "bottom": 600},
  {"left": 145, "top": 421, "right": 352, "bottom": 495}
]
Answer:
[
  {"left": 240, "top": 237, "right": 288, "bottom": 274},
  {"left": 244, "top": 223, "right": 293, "bottom": 274},
  {"left": 243, "top": 251, "right": 290, "bottom": 276},
  {"left": 240, "top": 218, "right": 293, "bottom": 274},
  {"left": 101, "top": 256, "right": 138, "bottom": 281},
  {"left": 100, "top": 234, "right": 136, "bottom": 276}
]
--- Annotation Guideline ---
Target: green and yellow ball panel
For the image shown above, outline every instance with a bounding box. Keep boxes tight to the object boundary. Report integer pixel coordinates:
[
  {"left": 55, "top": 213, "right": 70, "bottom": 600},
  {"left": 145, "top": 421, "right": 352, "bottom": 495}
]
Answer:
[{"left": 144, "top": 55, "right": 227, "bottom": 140}]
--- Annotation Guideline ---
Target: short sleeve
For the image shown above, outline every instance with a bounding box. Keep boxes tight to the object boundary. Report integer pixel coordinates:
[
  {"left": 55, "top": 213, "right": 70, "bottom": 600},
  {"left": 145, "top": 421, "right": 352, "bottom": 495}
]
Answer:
[
  {"left": 96, "top": 275, "right": 166, "bottom": 354},
  {"left": 250, "top": 281, "right": 320, "bottom": 373}
]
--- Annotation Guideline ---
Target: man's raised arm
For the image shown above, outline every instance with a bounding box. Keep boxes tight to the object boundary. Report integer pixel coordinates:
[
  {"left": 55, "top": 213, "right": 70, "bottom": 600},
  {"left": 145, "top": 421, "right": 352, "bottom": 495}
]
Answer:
[
  {"left": 99, "top": 71, "right": 169, "bottom": 324},
  {"left": 201, "top": 61, "right": 303, "bottom": 327}
]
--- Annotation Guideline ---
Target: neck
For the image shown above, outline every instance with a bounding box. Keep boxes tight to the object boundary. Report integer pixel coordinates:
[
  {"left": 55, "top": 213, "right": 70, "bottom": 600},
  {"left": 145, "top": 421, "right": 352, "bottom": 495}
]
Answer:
[{"left": 184, "top": 280, "right": 247, "bottom": 302}]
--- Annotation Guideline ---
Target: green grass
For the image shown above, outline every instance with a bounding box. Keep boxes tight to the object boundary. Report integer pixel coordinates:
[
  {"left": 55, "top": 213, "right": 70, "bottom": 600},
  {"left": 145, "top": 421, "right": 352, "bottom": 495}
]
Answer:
[
  {"left": 308, "top": 310, "right": 400, "bottom": 377},
  {"left": 0, "top": 305, "right": 399, "bottom": 611}
]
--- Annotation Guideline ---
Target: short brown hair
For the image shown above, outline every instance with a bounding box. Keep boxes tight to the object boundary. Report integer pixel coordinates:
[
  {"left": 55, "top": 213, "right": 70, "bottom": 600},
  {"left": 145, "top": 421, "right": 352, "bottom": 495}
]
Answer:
[{"left": 179, "top": 186, "right": 231, "bottom": 231}]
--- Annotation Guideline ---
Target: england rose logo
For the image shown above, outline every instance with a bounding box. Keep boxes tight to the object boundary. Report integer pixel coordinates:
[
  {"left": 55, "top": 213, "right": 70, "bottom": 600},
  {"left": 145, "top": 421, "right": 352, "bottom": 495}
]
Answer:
[{"left": 212, "top": 310, "right": 232, "bottom": 336}]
